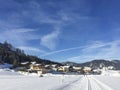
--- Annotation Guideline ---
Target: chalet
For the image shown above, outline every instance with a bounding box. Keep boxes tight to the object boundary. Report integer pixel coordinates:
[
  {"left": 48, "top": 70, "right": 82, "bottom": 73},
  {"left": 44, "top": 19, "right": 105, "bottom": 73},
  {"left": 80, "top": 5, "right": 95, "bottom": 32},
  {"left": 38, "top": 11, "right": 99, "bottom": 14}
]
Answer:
[
  {"left": 83, "top": 67, "right": 92, "bottom": 73},
  {"left": 29, "top": 63, "right": 52, "bottom": 74},
  {"left": 20, "top": 62, "right": 30, "bottom": 67},
  {"left": 30, "top": 64, "right": 43, "bottom": 70},
  {"left": 57, "top": 66, "right": 70, "bottom": 72},
  {"left": 72, "top": 66, "right": 82, "bottom": 72},
  {"left": 51, "top": 64, "right": 59, "bottom": 71},
  {"left": 107, "top": 66, "right": 115, "bottom": 70},
  {"left": 51, "top": 64, "right": 57, "bottom": 68},
  {"left": 16, "top": 62, "right": 30, "bottom": 71}
]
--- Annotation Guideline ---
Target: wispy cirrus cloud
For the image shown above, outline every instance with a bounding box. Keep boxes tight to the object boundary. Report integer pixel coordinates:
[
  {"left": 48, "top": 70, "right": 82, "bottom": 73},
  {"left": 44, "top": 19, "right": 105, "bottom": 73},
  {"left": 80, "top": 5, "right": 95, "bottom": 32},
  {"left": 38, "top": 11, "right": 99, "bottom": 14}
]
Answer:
[
  {"left": 0, "top": 28, "right": 40, "bottom": 46},
  {"left": 1, "top": 0, "right": 120, "bottom": 62},
  {"left": 18, "top": 46, "right": 46, "bottom": 54},
  {"left": 0, "top": 0, "right": 92, "bottom": 44},
  {"left": 40, "top": 30, "right": 60, "bottom": 50},
  {"left": 0, "top": 0, "right": 83, "bottom": 46},
  {"left": 65, "top": 40, "right": 120, "bottom": 62},
  {"left": 13, "top": 28, "right": 36, "bottom": 33}
]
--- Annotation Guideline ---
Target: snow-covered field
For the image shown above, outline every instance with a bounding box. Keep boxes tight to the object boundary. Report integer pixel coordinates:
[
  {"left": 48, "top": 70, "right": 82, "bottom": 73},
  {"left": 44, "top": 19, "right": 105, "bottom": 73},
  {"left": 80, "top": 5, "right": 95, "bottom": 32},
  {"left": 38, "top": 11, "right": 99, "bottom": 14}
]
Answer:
[{"left": 0, "top": 69, "right": 120, "bottom": 90}]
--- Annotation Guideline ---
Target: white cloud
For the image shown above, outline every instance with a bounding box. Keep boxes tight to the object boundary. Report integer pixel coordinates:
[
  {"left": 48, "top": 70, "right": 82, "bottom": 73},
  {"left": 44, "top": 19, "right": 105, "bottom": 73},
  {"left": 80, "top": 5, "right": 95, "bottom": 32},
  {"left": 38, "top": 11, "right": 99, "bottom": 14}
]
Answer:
[{"left": 40, "top": 30, "right": 60, "bottom": 50}]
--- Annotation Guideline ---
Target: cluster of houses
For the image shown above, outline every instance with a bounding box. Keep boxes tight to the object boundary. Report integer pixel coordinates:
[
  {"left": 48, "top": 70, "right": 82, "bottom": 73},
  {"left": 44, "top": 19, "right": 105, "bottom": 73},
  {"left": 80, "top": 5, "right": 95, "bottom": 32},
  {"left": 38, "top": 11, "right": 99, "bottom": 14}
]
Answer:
[
  {"left": 15, "top": 61, "right": 116, "bottom": 75},
  {"left": 16, "top": 61, "right": 93, "bottom": 75}
]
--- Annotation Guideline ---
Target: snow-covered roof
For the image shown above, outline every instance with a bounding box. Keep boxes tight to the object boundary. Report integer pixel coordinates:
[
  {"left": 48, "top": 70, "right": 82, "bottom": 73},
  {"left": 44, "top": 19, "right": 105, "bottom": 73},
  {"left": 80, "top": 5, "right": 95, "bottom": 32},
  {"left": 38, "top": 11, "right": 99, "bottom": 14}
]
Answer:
[
  {"left": 31, "top": 62, "right": 36, "bottom": 64},
  {"left": 21, "top": 62, "right": 29, "bottom": 65}
]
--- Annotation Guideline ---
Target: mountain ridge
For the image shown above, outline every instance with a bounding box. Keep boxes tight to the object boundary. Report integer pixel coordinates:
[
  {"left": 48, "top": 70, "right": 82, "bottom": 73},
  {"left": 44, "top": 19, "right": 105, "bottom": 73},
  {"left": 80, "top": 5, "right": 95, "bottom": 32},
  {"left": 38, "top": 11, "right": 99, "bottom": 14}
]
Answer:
[
  {"left": 0, "top": 41, "right": 120, "bottom": 70},
  {"left": 63, "top": 59, "right": 120, "bottom": 70}
]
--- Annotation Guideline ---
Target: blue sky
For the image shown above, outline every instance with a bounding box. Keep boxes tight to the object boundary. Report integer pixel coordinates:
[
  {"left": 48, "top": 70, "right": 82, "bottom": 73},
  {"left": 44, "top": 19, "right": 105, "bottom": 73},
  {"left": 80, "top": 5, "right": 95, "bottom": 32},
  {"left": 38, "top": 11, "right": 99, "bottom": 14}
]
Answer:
[{"left": 0, "top": 0, "right": 120, "bottom": 62}]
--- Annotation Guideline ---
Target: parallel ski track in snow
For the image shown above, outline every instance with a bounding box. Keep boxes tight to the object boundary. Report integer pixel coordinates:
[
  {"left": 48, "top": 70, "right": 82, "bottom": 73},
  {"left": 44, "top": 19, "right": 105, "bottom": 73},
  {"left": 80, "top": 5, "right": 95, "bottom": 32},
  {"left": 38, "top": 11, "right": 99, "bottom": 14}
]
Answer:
[
  {"left": 87, "top": 76, "right": 113, "bottom": 90},
  {"left": 53, "top": 75, "right": 113, "bottom": 90}
]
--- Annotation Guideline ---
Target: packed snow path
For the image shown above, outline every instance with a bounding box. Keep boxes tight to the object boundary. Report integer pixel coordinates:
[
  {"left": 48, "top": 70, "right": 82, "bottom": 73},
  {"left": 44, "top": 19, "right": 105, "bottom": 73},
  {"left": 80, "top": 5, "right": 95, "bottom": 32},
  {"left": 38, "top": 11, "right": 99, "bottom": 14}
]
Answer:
[
  {"left": 87, "top": 76, "right": 113, "bottom": 90},
  {"left": 0, "top": 70, "right": 120, "bottom": 90},
  {"left": 52, "top": 76, "right": 113, "bottom": 90}
]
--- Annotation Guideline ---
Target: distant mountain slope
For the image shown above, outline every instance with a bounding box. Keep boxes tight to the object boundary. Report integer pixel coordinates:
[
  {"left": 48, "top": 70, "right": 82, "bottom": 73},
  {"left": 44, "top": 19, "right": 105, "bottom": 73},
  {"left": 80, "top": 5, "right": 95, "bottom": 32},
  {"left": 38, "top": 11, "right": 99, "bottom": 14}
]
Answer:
[
  {"left": 63, "top": 59, "right": 120, "bottom": 70},
  {"left": 62, "top": 61, "right": 79, "bottom": 66},
  {"left": 1, "top": 41, "right": 120, "bottom": 70},
  {"left": 80, "top": 60, "right": 115, "bottom": 68},
  {"left": 0, "top": 41, "right": 61, "bottom": 67}
]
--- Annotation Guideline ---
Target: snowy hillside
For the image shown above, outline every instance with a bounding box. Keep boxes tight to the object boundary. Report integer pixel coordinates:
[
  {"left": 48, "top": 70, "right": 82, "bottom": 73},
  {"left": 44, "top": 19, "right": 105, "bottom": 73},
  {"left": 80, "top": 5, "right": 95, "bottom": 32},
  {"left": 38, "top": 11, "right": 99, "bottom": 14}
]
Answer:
[{"left": 0, "top": 63, "right": 13, "bottom": 69}]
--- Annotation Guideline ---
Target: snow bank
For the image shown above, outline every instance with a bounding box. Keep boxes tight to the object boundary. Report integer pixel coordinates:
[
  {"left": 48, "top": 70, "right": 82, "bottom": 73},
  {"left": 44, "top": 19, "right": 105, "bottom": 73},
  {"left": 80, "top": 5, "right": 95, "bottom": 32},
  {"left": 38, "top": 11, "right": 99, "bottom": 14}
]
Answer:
[
  {"left": 101, "top": 70, "right": 120, "bottom": 76},
  {"left": 0, "top": 69, "right": 22, "bottom": 76}
]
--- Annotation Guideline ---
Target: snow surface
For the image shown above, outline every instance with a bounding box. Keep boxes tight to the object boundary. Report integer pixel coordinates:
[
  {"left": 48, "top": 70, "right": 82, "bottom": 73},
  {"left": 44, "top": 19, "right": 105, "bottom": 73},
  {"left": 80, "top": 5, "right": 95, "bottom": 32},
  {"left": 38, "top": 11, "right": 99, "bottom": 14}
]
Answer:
[
  {"left": 0, "top": 70, "right": 120, "bottom": 90},
  {"left": 0, "top": 63, "right": 13, "bottom": 69},
  {"left": 101, "top": 70, "right": 120, "bottom": 76},
  {"left": 0, "top": 69, "right": 22, "bottom": 76}
]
